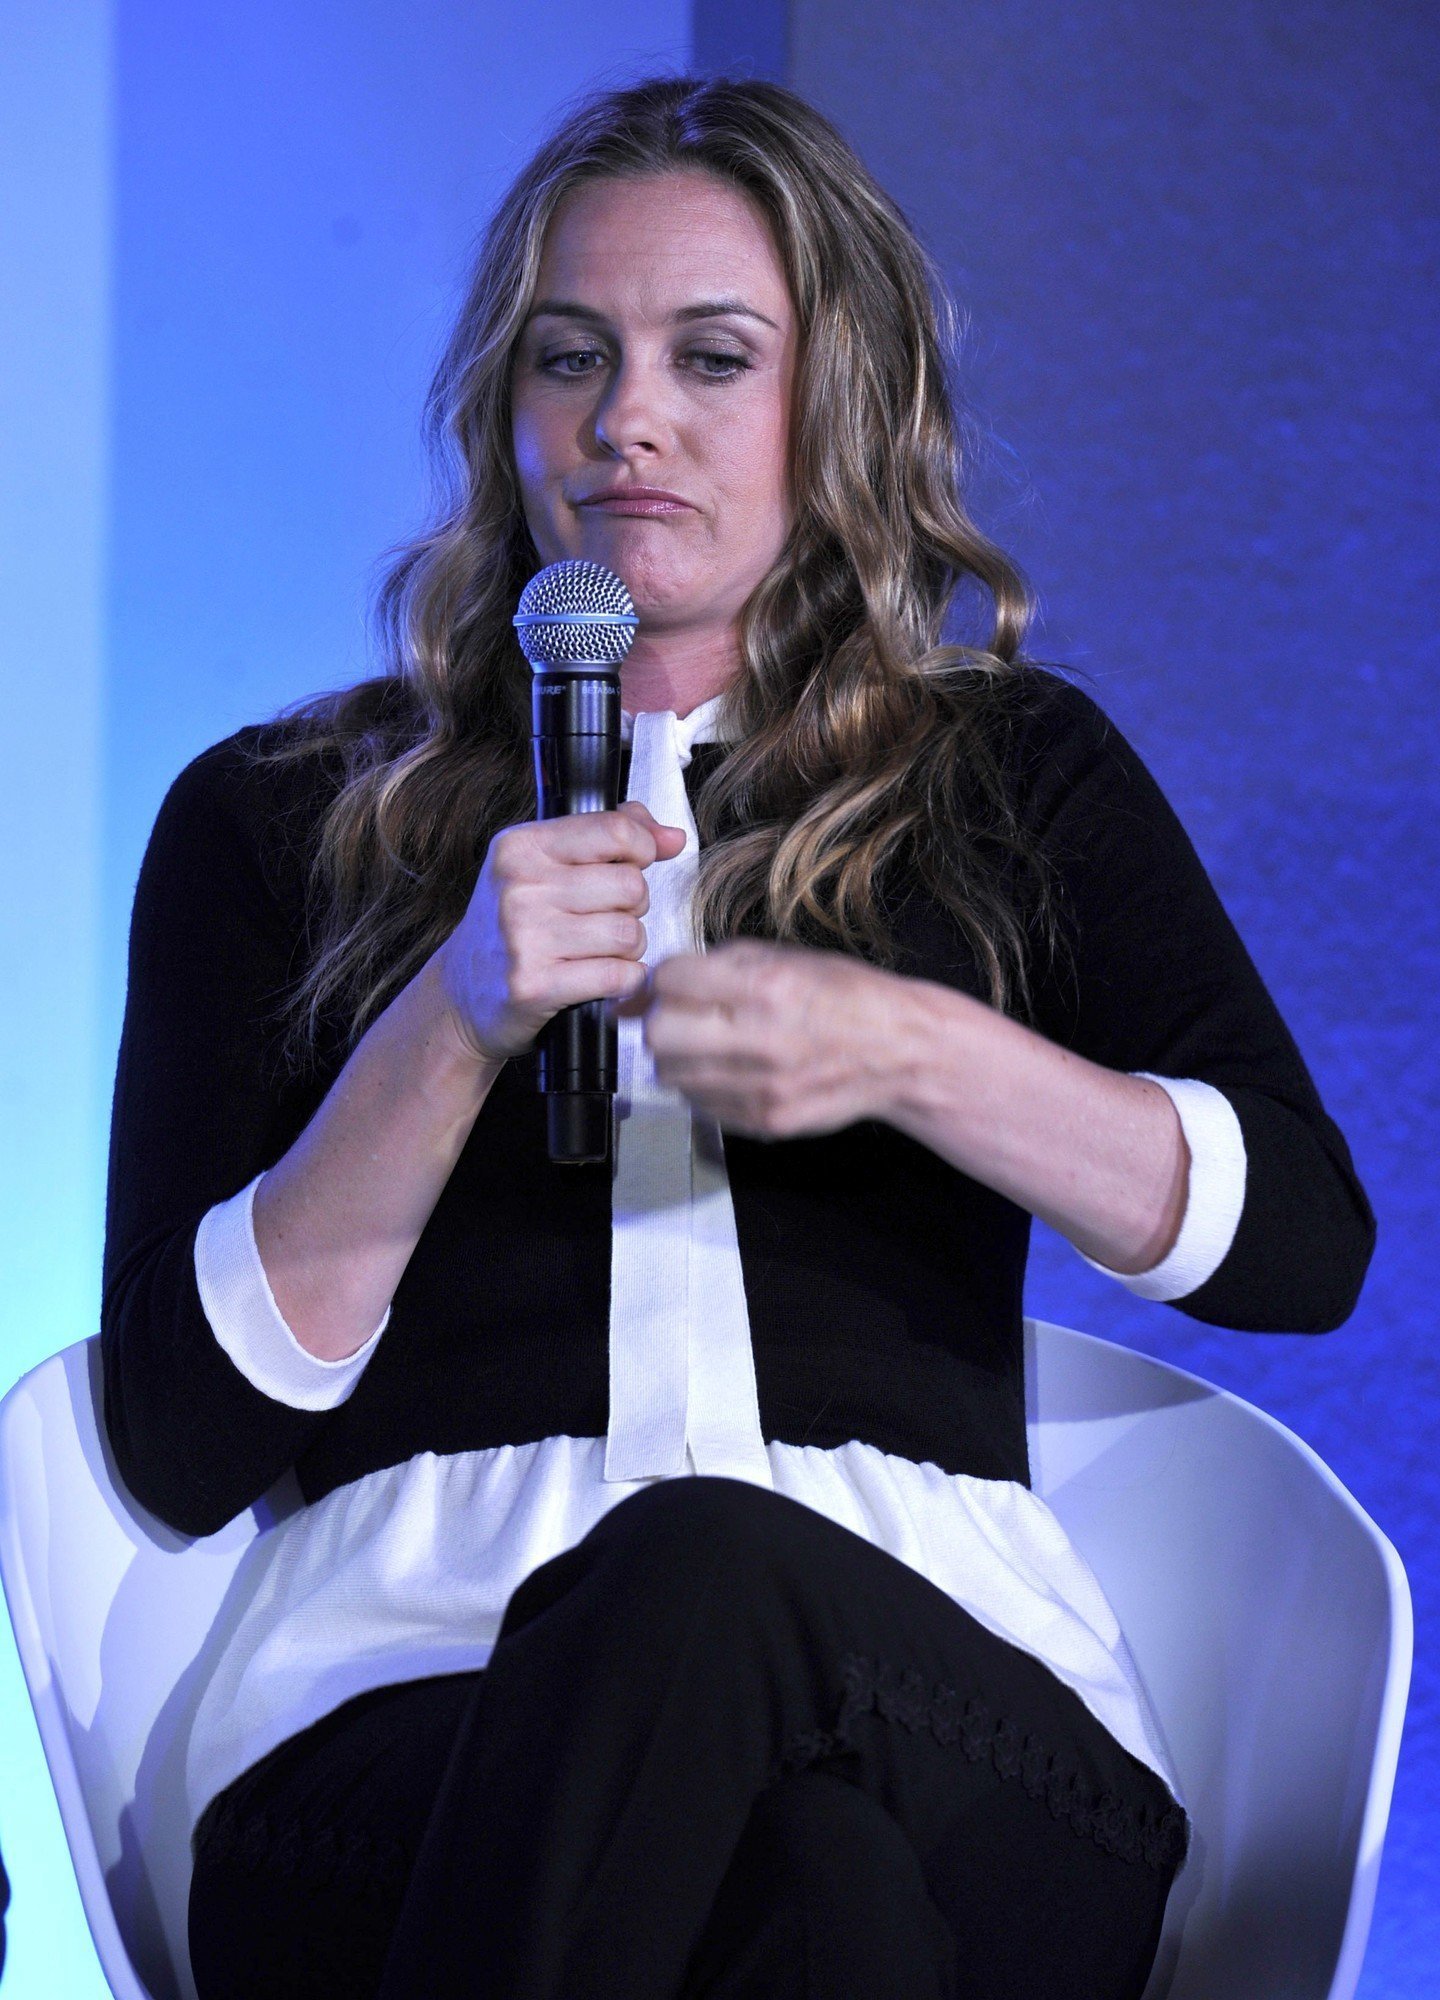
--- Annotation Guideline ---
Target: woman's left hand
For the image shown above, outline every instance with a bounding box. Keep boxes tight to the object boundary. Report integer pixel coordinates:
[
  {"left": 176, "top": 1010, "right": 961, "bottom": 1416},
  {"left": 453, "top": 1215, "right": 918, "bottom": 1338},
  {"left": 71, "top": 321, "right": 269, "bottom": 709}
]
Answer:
[{"left": 615, "top": 939, "right": 910, "bottom": 1139}]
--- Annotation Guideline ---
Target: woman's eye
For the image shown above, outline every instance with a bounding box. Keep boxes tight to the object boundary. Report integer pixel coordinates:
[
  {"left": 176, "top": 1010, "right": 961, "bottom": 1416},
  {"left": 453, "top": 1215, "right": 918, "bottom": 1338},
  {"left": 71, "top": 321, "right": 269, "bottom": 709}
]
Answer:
[
  {"left": 536, "top": 345, "right": 751, "bottom": 381},
  {"left": 684, "top": 349, "right": 751, "bottom": 379},
  {"left": 541, "top": 348, "right": 605, "bottom": 377}
]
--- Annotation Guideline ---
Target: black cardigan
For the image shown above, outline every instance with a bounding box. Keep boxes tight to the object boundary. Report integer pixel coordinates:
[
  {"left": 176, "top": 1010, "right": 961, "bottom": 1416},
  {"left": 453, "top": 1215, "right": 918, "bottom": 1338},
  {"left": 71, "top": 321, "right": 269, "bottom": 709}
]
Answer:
[{"left": 100, "top": 668, "right": 1376, "bottom": 1538}]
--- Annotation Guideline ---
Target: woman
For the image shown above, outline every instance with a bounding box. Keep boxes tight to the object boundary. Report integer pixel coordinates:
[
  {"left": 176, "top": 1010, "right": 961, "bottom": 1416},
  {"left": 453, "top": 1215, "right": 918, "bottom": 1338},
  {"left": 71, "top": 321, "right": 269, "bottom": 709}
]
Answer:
[{"left": 101, "top": 75, "right": 1374, "bottom": 2000}]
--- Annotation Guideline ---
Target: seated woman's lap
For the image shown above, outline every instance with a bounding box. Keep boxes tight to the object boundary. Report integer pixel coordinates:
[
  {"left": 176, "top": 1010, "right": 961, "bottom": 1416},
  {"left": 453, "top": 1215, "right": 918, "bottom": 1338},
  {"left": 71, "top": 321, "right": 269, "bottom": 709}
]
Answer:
[
  {"left": 188, "top": 1476, "right": 1185, "bottom": 2000},
  {"left": 188, "top": 1670, "right": 475, "bottom": 2000}
]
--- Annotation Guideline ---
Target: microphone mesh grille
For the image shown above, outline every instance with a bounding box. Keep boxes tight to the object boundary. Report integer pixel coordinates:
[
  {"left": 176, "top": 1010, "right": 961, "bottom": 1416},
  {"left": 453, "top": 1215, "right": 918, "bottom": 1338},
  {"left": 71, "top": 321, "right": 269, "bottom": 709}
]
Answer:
[{"left": 513, "top": 560, "right": 638, "bottom": 667}]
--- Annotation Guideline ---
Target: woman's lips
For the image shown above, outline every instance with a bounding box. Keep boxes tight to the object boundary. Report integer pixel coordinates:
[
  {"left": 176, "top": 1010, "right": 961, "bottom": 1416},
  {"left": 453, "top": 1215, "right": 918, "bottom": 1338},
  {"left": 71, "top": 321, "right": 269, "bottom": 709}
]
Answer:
[{"left": 577, "top": 491, "right": 695, "bottom": 517}]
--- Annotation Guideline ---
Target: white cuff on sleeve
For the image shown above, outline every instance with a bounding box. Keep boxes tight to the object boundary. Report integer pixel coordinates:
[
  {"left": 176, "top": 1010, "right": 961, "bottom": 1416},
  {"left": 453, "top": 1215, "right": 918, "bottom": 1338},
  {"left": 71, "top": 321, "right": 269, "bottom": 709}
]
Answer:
[
  {"left": 194, "top": 1174, "right": 389, "bottom": 1410},
  {"left": 1076, "top": 1075, "right": 1247, "bottom": 1301}
]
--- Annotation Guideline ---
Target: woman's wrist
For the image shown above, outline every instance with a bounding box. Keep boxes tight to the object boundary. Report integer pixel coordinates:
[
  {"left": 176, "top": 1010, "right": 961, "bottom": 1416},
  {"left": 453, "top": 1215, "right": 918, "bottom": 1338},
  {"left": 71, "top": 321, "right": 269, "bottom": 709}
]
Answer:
[
  {"left": 874, "top": 972, "right": 1188, "bottom": 1276},
  {"left": 251, "top": 956, "right": 507, "bottom": 1363},
  {"left": 416, "top": 947, "right": 512, "bottom": 1088},
  {"left": 848, "top": 965, "right": 944, "bottom": 1128}
]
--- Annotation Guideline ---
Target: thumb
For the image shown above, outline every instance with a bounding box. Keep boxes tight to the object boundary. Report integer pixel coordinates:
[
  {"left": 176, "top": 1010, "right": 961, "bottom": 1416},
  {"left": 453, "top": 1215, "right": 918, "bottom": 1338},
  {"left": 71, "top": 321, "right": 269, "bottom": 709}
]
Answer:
[
  {"left": 608, "top": 966, "right": 654, "bottom": 1019},
  {"left": 620, "top": 800, "right": 687, "bottom": 851}
]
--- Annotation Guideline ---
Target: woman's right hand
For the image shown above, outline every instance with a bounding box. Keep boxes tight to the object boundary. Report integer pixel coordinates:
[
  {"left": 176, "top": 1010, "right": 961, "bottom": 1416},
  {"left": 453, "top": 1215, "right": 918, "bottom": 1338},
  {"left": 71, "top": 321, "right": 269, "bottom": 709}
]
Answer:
[{"left": 434, "top": 801, "right": 688, "bottom": 1065}]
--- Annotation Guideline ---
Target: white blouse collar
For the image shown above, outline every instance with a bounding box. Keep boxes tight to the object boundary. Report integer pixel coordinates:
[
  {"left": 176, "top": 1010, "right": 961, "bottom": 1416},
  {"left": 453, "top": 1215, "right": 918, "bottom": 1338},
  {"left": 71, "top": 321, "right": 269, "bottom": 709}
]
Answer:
[{"left": 620, "top": 688, "right": 742, "bottom": 756}]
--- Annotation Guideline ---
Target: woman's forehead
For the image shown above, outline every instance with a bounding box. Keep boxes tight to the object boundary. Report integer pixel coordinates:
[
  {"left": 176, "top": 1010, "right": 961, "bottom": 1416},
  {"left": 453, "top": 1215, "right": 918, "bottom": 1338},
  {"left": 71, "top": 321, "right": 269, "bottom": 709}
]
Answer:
[{"left": 534, "top": 172, "right": 792, "bottom": 320}]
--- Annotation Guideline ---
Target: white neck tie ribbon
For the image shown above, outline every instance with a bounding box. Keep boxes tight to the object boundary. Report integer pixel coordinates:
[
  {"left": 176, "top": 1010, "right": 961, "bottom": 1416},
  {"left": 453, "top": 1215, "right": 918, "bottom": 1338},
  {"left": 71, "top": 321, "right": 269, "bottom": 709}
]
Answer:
[{"left": 603, "top": 697, "right": 774, "bottom": 1490}]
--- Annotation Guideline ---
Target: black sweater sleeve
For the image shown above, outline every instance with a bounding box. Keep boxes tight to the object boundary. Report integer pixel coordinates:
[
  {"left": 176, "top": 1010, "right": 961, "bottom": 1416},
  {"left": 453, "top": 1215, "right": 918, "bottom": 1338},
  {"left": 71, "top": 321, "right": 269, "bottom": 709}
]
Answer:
[
  {"left": 1019, "top": 673, "right": 1376, "bottom": 1333},
  {"left": 101, "top": 737, "right": 337, "bottom": 1536}
]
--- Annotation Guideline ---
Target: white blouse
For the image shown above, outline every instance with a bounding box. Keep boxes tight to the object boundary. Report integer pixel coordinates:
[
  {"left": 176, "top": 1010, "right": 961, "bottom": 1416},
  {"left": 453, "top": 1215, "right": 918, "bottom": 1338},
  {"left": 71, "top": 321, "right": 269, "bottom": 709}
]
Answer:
[{"left": 184, "top": 691, "right": 1245, "bottom": 1841}]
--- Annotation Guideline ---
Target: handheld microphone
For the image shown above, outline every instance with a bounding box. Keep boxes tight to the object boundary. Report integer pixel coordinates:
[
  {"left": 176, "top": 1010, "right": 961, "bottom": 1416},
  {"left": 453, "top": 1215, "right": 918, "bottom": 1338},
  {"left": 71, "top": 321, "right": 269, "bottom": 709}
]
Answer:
[{"left": 513, "top": 559, "right": 639, "bottom": 1166}]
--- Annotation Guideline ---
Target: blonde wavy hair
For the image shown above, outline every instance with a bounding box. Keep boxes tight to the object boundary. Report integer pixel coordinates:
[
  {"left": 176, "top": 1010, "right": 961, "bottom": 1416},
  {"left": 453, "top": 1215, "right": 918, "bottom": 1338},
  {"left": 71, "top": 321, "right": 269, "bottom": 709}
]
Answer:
[{"left": 261, "top": 74, "right": 1066, "bottom": 1066}]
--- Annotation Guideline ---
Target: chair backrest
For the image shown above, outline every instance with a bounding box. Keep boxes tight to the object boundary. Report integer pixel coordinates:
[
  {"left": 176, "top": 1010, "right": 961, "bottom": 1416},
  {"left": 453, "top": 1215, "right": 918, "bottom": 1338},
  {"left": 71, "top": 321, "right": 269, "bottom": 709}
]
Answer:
[
  {"left": 1025, "top": 1318, "right": 1412, "bottom": 2000},
  {"left": 0, "top": 1327, "right": 1413, "bottom": 2000},
  {"left": 0, "top": 1341, "right": 269, "bottom": 2000}
]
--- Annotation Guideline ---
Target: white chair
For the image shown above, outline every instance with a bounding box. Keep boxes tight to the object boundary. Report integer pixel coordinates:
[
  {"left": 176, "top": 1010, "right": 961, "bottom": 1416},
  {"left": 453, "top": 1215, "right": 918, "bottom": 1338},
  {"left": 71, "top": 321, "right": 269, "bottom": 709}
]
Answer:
[
  {"left": 1023, "top": 1321, "right": 1412, "bottom": 2000},
  {"left": 0, "top": 1324, "right": 1413, "bottom": 2000},
  {"left": 0, "top": 1340, "right": 288, "bottom": 2000}
]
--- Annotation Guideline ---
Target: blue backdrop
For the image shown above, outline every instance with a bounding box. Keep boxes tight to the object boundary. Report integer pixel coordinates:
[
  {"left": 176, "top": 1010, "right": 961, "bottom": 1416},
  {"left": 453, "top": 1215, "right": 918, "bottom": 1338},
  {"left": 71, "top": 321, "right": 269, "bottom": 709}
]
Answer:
[
  {"left": 1, "top": 1, "right": 1433, "bottom": 1992},
  {"left": 793, "top": 4, "right": 1437, "bottom": 1989}
]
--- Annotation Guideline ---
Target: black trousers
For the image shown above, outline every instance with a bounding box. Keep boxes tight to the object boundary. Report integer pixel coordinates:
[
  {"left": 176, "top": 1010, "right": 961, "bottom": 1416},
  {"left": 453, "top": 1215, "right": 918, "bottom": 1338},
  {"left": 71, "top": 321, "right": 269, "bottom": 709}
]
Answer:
[{"left": 189, "top": 1476, "right": 1188, "bottom": 1999}]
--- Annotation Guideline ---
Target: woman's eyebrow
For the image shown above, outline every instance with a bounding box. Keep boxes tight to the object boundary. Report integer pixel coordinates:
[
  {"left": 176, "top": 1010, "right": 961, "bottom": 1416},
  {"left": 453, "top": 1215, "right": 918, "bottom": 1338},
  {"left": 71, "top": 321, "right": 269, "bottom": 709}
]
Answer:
[
  {"left": 673, "top": 299, "right": 781, "bottom": 331},
  {"left": 526, "top": 297, "right": 780, "bottom": 331}
]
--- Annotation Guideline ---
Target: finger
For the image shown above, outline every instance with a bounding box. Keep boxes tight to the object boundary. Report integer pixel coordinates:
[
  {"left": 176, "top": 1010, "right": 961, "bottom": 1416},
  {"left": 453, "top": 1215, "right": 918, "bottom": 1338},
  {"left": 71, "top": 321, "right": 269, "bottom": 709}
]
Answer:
[
  {"left": 619, "top": 799, "right": 687, "bottom": 837},
  {"left": 644, "top": 1005, "right": 743, "bottom": 1062},
  {"left": 530, "top": 809, "right": 670, "bottom": 868},
  {"left": 618, "top": 801, "right": 688, "bottom": 854},
  {"left": 545, "top": 911, "right": 645, "bottom": 962},
  {"left": 648, "top": 944, "right": 775, "bottom": 1008},
  {"left": 541, "top": 954, "right": 649, "bottom": 1012},
  {"left": 555, "top": 861, "right": 650, "bottom": 917},
  {"left": 608, "top": 977, "right": 653, "bottom": 1020},
  {"left": 611, "top": 939, "right": 803, "bottom": 1020}
]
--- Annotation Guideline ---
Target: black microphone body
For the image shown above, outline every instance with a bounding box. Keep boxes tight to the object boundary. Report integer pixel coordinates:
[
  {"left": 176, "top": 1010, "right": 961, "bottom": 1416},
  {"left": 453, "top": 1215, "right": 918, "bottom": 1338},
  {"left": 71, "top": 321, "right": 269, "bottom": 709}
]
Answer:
[
  {"left": 532, "top": 665, "right": 623, "bottom": 1165},
  {"left": 514, "top": 561, "right": 640, "bottom": 1166}
]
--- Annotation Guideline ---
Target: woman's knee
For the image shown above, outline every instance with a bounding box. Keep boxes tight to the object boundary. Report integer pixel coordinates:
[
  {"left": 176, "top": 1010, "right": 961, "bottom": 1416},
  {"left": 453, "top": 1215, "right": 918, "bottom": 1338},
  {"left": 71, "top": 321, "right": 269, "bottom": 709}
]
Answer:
[
  {"left": 748, "top": 1769, "right": 936, "bottom": 1907},
  {"left": 695, "top": 1770, "right": 958, "bottom": 1999}
]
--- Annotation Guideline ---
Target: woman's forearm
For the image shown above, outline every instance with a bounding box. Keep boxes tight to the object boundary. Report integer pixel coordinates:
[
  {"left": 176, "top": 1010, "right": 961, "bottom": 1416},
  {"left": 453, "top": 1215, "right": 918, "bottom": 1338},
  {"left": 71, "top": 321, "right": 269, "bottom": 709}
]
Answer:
[
  {"left": 252, "top": 954, "right": 505, "bottom": 1361},
  {"left": 877, "top": 975, "right": 1190, "bottom": 1275}
]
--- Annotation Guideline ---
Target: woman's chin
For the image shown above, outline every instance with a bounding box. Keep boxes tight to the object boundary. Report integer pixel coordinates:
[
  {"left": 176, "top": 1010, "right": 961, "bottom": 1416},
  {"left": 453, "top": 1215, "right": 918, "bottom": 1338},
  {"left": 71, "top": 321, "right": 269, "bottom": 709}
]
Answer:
[
  {"left": 563, "top": 520, "right": 698, "bottom": 604},
  {"left": 606, "top": 559, "right": 711, "bottom": 625}
]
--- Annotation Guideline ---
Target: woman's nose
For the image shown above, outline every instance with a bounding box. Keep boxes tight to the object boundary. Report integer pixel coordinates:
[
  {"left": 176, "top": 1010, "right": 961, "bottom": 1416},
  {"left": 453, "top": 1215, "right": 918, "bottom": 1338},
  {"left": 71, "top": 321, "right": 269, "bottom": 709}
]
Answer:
[{"left": 592, "top": 357, "right": 671, "bottom": 458}]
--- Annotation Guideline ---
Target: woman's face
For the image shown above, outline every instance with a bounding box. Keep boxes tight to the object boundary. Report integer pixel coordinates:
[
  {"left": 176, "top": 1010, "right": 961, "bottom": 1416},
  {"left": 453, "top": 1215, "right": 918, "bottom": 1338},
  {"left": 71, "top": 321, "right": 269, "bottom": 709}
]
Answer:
[{"left": 511, "top": 169, "right": 797, "bottom": 650}]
